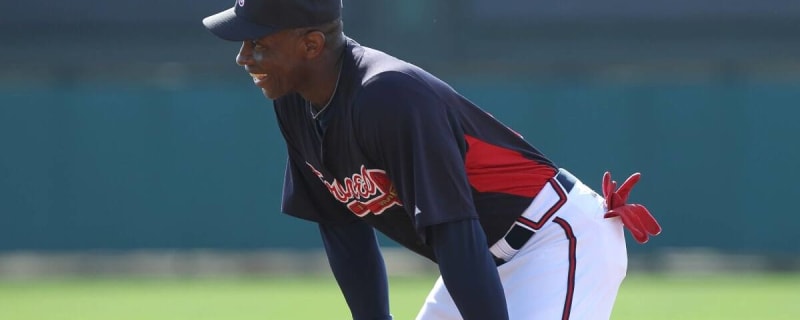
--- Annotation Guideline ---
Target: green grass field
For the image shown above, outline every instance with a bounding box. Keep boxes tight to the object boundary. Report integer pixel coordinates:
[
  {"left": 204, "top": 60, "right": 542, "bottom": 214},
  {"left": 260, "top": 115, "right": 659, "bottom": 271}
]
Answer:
[{"left": 1, "top": 273, "right": 799, "bottom": 319}]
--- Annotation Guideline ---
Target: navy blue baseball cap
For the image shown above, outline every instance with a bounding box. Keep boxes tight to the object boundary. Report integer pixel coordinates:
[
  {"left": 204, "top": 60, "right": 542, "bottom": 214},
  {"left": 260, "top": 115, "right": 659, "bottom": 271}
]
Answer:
[{"left": 203, "top": 0, "right": 342, "bottom": 41}]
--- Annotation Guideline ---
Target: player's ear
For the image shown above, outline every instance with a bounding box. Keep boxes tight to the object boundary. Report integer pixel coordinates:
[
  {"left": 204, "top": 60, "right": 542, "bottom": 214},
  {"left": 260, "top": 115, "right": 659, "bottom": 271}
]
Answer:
[{"left": 299, "top": 30, "right": 326, "bottom": 59}]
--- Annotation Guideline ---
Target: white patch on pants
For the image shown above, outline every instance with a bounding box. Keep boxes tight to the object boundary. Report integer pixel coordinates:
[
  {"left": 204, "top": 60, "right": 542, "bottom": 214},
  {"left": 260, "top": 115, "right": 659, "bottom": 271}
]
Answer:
[{"left": 415, "top": 177, "right": 628, "bottom": 320}]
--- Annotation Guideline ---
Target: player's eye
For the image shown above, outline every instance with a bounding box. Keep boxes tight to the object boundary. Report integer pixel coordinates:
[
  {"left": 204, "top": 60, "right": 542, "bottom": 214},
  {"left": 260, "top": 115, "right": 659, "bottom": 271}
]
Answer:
[{"left": 251, "top": 40, "right": 266, "bottom": 50}]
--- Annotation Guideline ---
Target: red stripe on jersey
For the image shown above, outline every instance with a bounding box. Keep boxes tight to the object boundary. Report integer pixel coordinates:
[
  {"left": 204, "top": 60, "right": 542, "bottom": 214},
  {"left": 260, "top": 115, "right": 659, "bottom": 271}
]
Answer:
[{"left": 464, "top": 135, "right": 556, "bottom": 198}]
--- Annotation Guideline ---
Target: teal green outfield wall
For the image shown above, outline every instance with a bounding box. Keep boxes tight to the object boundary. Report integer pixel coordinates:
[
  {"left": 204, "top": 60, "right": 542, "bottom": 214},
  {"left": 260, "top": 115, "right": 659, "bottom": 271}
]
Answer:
[{"left": 2, "top": 78, "right": 798, "bottom": 253}]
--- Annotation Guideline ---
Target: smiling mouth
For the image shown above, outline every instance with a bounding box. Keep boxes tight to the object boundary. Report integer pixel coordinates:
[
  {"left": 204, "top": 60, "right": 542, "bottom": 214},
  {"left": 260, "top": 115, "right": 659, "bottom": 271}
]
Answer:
[{"left": 250, "top": 73, "right": 268, "bottom": 83}]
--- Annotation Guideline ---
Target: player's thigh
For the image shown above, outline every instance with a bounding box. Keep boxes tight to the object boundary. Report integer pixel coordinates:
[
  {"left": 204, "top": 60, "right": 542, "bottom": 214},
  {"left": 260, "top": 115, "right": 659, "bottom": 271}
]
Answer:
[
  {"left": 501, "top": 204, "right": 627, "bottom": 318},
  {"left": 498, "top": 230, "right": 576, "bottom": 319},
  {"left": 568, "top": 213, "right": 628, "bottom": 320}
]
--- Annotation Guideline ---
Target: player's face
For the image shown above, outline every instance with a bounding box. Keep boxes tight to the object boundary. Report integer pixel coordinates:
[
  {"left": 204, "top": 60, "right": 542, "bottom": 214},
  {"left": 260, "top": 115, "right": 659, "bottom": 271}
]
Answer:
[{"left": 236, "top": 30, "right": 309, "bottom": 100}]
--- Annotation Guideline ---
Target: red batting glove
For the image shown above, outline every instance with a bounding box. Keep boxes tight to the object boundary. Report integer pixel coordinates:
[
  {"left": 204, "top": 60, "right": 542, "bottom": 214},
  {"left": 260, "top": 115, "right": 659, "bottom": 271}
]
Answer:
[{"left": 602, "top": 172, "right": 662, "bottom": 244}]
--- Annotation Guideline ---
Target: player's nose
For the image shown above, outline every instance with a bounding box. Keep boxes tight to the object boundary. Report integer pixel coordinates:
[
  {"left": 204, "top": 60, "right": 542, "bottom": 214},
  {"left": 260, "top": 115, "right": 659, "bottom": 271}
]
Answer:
[{"left": 236, "top": 42, "right": 253, "bottom": 66}]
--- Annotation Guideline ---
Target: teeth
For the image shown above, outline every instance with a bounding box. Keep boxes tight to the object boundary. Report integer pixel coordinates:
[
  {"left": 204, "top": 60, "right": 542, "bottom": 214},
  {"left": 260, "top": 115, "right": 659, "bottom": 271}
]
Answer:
[{"left": 250, "top": 73, "right": 268, "bottom": 81}]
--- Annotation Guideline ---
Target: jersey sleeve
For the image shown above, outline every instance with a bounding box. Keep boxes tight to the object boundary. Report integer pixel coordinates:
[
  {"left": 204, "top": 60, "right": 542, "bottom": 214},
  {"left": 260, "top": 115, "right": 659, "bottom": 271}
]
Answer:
[
  {"left": 319, "top": 221, "right": 391, "bottom": 319},
  {"left": 353, "top": 71, "right": 478, "bottom": 236}
]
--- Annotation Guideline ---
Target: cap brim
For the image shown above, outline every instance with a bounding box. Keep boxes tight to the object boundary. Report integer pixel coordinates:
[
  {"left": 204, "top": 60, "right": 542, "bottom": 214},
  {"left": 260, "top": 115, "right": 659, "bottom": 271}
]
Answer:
[{"left": 202, "top": 7, "right": 279, "bottom": 41}]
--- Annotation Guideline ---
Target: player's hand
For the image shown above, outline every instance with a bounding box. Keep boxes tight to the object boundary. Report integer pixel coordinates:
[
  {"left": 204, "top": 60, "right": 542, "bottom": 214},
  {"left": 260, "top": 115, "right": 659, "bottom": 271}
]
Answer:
[{"left": 601, "top": 171, "right": 662, "bottom": 244}]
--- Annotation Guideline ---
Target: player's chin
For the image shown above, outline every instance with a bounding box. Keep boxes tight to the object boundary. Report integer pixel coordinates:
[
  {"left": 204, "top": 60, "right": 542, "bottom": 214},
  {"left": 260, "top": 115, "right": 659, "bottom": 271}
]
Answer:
[{"left": 261, "top": 88, "right": 285, "bottom": 101}]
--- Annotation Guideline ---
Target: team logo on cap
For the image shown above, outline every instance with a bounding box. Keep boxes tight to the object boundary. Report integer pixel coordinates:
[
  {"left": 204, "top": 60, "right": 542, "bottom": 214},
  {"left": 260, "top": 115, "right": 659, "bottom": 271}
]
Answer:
[{"left": 238, "top": 0, "right": 245, "bottom": 7}]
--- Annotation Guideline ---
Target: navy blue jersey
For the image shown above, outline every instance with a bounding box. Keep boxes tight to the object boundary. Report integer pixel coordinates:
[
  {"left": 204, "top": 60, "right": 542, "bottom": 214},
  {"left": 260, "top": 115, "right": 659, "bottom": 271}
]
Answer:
[{"left": 275, "top": 38, "right": 556, "bottom": 261}]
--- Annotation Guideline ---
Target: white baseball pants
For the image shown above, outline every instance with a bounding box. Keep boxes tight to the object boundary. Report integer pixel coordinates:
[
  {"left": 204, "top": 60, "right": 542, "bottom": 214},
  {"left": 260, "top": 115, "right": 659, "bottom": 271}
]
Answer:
[{"left": 416, "top": 170, "right": 628, "bottom": 320}]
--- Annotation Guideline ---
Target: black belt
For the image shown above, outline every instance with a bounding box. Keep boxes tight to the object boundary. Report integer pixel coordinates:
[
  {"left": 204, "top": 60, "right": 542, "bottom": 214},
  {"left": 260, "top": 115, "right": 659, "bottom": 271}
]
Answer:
[{"left": 495, "top": 169, "right": 577, "bottom": 266}]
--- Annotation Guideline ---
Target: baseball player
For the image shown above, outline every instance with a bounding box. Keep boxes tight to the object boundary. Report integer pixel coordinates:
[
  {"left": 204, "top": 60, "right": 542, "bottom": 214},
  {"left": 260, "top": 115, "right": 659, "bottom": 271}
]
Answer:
[{"left": 202, "top": 0, "right": 662, "bottom": 319}]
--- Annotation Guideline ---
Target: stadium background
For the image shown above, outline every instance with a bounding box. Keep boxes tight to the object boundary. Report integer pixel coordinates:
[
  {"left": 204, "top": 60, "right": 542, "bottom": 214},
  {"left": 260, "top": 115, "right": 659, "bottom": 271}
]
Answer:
[{"left": 1, "top": 0, "right": 799, "bottom": 278}]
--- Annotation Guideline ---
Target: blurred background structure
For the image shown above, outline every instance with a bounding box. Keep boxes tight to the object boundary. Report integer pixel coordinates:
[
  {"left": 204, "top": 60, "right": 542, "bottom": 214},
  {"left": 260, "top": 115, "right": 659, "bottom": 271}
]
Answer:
[{"left": 1, "top": 0, "right": 799, "bottom": 278}]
